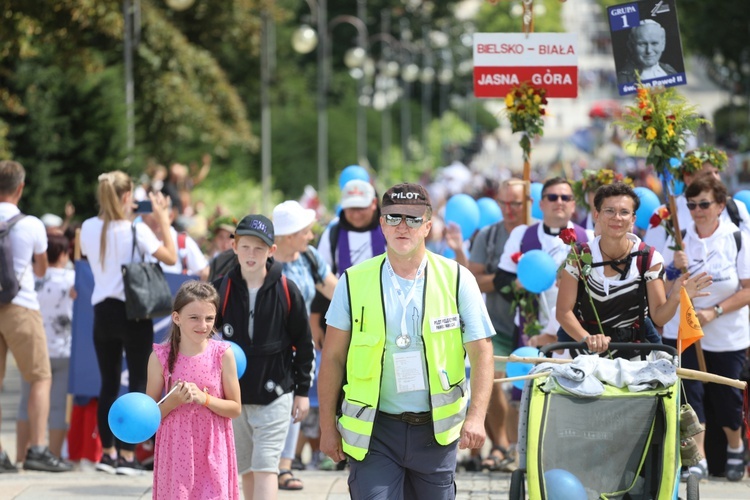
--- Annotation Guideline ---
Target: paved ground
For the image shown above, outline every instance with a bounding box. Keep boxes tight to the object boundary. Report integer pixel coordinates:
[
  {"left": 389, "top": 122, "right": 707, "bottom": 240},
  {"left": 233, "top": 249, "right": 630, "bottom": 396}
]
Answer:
[{"left": 1, "top": 357, "right": 748, "bottom": 499}]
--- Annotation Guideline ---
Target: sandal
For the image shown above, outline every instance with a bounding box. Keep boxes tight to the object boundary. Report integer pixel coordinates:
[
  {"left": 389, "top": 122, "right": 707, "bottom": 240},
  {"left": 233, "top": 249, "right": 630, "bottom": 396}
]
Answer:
[
  {"left": 726, "top": 450, "right": 746, "bottom": 482},
  {"left": 481, "top": 446, "right": 506, "bottom": 471},
  {"left": 278, "top": 469, "right": 304, "bottom": 490}
]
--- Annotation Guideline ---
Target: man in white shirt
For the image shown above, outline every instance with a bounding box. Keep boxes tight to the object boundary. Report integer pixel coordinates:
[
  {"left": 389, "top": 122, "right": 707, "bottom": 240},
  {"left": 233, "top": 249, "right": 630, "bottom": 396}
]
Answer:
[{"left": 0, "top": 160, "right": 71, "bottom": 472}]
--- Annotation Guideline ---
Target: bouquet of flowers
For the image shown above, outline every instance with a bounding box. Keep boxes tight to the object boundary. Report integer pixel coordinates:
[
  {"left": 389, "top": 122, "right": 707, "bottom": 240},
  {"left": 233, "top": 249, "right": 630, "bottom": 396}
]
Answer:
[
  {"left": 619, "top": 83, "right": 706, "bottom": 177},
  {"left": 679, "top": 145, "right": 729, "bottom": 178},
  {"left": 649, "top": 206, "right": 681, "bottom": 251},
  {"left": 505, "top": 82, "right": 548, "bottom": 162},
  {"left": 559, "top": 228, "right": 604, "bottom": 336},
  {"left": 501, "top": 252, "right": 543, "bottom": 338},
  {"left": 572, "top": 169, "right": 634, "bottom": 208}
]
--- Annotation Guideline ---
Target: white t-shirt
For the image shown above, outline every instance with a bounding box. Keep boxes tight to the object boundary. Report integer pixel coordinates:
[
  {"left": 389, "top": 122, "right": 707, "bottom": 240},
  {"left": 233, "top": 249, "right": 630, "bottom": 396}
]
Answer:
[
  {"left": 0, "top": 202, "right": 47, "bottom": 310},
  {"left": 149, "top": 226, "right": 208, "bottom": 276},
  {"left": 38, "top": 267, "right": 76, "bottom": 358},
  {"left": 80, "top": 218, "right": 161, "bottom": 305},
  {"left": 661, "top": 221, "right": 750, "bottom": 352},
  {"left": 643, "top": 195, "right": 750, "bottom": 254},
  {"left": 498, "top": 222, "right": 579, "bottom": 334}
]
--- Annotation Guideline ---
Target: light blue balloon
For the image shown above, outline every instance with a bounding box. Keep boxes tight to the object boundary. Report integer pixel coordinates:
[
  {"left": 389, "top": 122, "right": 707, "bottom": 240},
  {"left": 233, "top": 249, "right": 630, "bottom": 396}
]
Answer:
[
  {"left": 506, "top": 346, "right": 542, "bottom": 390},
  {"left": 442, "top": 247, "right": 456, "bottom": 259},
  {"left": 228, "top": 341, "right": 247, "bottom": 379},
  {"left": 735, "top": 190, "right": 750, "bottom": 211},
  {"left": 530, "top": 182, "right": 544, "bottom": 220},
  {"left": 517, "top": 249, "right": 557, "bottom": 293},
  {"left": 338, "top": 165, "right": 369, "bottom": 189},
  {"left": 444, "top": 194, "right": 481, "bottom": 240},
  {"left": 544, "top": 469, "right": 587, "bottom": 500},
  {"left": 477, "top": 197, "right": 503, "bottom": 228},
  {"left": 633, "top": 186, "right": 660, "bottom": 230},
  {"left": 672, "top": 179, "right": 685, "bottom": 196},
  {"left": 108, "top": 392, "right": 161, "bottom": 444}
]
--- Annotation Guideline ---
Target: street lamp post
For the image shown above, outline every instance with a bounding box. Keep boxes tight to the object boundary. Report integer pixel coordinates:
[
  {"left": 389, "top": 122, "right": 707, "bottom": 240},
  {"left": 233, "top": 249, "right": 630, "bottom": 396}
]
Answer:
[{"left": 260, "top": 11, "right": 274, "bottom": 215}]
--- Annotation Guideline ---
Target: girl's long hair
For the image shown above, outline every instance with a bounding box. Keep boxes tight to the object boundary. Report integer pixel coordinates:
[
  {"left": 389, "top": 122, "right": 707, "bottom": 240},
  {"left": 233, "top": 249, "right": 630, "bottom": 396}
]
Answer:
[
  {"left": 165, "top": 280, "right": 220, "bottom": 385},
  {"left": 96, "top": 171, "right": 132, "bottom": 270}
]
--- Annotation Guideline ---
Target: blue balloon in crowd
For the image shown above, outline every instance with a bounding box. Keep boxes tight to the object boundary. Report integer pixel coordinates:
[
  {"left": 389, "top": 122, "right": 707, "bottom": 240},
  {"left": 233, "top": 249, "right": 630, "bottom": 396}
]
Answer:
[
  {"left": 338, "top": 165, "right": 369, "bottom": 189},
  {"left": 477, "top": 197, "right": 503, "bottom": 228},
  {"left": 506, "top": 346, "right": 542, "bottom": 390},
  {"left": 530, "top": 182, "right": 544, "bottom": 220},
  {"left": 672, "top": 179, "right": 685, "bottom": 196},
  {"left": 444, "top": 194, "right": 481, "bottom": 241},
  {"left": 108, "top": 392, "right": 161, "bottom": 444},
  {"left": 735, "top": 190, "right": 750, "bottom": 211},
  {"left": 517, "top": 249, "right": 557, "bottom": 294},
  {"left": 442, "top": 247, "right": 456, "bottom": 259},
  {"left": 228, "top": 341, "right": 247, "bottom": 379},
  {"left": 544, "top": 469, "right": 587, "bottom": 500},
  {"left": 633, "top": 186, "right": 660, "bottom": 230}
]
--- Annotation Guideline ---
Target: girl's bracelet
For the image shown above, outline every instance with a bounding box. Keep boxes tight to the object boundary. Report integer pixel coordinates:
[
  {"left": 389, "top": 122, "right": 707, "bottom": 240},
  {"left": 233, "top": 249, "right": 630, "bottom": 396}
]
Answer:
[{"left": 203, "top": 392, "right": 211, "bottom": 407}]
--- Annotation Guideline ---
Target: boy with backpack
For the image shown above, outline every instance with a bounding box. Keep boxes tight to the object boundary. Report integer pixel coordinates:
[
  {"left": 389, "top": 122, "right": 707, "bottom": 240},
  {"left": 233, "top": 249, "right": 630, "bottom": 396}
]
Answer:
[
  {"left": 0, "top": 160, "right": 71, "bottom": 472},
  {"left": 212, "top": 214, "right": 314, "bottom": 500}
]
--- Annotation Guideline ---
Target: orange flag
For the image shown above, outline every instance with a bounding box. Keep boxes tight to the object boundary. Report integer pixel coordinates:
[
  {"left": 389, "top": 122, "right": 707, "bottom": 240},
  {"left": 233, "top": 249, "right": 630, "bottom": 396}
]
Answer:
[{"left": 678, "top": 287, "right": 704, "bottom": 353}]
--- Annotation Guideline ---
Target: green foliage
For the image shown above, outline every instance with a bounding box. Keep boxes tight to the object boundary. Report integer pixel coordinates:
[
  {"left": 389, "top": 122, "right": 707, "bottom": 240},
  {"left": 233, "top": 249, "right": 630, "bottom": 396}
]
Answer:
[{"left": 476, "top": 0, "right": 565, "bottom": 34}]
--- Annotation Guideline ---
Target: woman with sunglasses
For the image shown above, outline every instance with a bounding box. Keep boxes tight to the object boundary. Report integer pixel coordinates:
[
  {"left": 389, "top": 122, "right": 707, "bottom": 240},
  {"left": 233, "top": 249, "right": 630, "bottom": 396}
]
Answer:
[
  {"left": 556, "top": 182, "right": 710, "bottom": 355},
  {"left": 660, "top": 173, "right": 750, "bottom": 482}
]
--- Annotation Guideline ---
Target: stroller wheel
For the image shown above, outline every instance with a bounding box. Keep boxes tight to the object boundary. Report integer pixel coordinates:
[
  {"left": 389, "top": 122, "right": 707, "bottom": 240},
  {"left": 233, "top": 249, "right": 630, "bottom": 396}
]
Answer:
[
  {"left": 509, "top": 469, "right": 525, "bottom": 500},
  {"left": 685, "top": 473, "right": 700, "bottom": 500}
]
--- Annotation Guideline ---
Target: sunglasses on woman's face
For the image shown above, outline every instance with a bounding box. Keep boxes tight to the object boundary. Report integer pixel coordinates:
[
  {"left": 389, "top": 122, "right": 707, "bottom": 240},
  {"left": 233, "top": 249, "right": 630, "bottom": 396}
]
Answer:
[
  {"left": 686, "top": 201, "right": 715, "bottom": 211},
  {"left": 384, "top": 214, "right": 424, "bottom": 228}
]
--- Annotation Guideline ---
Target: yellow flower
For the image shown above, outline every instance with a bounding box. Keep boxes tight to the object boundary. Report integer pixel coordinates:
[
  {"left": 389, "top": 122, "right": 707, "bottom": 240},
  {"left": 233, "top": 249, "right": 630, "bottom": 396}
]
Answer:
[
  {"left": 667, "top": 124, "right": 675, "bottom": 137},
  {"left": 533, "top": 94, "right": 541, "bottom": 104},
  {"left": 646, "top": 127, "right": 657, "bottom": 140},
  {"left": 527, "top": 88, "right": 534, "bottom": 96},
  {"left": 505, "top": 93, "right": 514, "bottom": 107}
]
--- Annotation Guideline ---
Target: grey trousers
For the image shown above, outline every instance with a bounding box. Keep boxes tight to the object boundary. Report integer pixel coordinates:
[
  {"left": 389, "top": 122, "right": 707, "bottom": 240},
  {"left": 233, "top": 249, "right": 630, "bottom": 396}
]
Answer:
[{"left": 348, "top": 414, "right": 458, "bottom": 500}]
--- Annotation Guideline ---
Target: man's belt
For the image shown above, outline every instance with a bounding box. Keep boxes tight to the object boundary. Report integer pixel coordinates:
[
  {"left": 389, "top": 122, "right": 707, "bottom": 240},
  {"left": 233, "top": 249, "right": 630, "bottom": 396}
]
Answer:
[{"left": 379, "top": 411, "right": 432, "bottom": 426}]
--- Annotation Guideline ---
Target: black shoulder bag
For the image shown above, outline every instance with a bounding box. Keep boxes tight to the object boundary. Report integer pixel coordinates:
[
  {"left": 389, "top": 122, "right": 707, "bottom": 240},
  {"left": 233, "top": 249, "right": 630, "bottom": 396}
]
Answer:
[{"left": 121, "top": 224, "right": 173, "bottom": 320}]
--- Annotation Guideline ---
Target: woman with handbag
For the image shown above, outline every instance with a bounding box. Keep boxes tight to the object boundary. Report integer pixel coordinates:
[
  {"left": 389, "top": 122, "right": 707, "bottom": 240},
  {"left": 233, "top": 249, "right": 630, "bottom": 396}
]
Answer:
[{"left": 80, "top": 171, "right": 176, "bottom": 475}]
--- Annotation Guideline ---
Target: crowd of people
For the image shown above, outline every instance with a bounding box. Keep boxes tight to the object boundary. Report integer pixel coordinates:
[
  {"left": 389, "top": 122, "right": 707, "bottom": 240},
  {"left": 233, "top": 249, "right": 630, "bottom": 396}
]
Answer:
[{"left": 0, "top": 145, "right": 748, "bottom": 499}]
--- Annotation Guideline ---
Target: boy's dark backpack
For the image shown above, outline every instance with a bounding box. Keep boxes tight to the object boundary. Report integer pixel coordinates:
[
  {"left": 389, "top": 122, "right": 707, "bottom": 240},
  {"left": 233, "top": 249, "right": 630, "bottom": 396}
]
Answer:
[{"left": 0, "top": 213, "right": 26, "bottom": 303}]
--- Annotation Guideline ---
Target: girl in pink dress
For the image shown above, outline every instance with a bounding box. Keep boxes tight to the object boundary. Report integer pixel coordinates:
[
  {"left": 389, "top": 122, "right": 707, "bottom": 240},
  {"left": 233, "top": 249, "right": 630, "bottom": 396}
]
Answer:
[{"left": 146, "top": 281, "right": 241, "bottom": 499}]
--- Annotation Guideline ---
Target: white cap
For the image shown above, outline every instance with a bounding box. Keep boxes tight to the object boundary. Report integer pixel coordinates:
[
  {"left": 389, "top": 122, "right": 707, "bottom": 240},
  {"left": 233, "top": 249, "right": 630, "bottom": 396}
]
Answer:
[
  {"left": 41, "top": 213, "right": 63, "bottom": 228},
  {"left": 272, "top": 200, "right": 317, "bottom": 236},
  {"left": 340, "top": 180, "right": 375, "bottom": 209}
]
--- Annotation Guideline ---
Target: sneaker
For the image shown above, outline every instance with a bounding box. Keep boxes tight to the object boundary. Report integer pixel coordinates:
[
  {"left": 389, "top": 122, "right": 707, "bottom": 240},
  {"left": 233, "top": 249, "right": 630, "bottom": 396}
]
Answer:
[
  {"left": 23, "top": 446, "right": 72, "bottom": 473},
  {"left": 687, "top": 462, "right": 708, "bottom": 481},
  {"left": 0, "top": 451, "right": 18, "bottom": 473},
  {"left": 726, "top": 450, "right": 746, "bottom": 482},
  {"left": 95, "top": 453, "right": 117, "bottom": 474},
  {"left": 115, "top": 456, "right": 147, "bottom": 476}
]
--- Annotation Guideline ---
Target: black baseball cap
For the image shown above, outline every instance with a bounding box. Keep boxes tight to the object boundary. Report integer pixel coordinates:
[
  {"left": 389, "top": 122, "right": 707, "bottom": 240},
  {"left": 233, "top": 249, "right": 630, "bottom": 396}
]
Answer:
[
  {"left": 233, "top": 214, "right": 274, "bottom": 246},
  {"left": 381, "top": 183, "right": 431, "bottom": 217}
]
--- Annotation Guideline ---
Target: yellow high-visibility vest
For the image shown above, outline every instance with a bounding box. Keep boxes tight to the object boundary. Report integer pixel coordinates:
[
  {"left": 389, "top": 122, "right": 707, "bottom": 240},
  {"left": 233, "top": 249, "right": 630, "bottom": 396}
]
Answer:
[{"left": 338, "top": 251, "right": 468, "bottom": 461}]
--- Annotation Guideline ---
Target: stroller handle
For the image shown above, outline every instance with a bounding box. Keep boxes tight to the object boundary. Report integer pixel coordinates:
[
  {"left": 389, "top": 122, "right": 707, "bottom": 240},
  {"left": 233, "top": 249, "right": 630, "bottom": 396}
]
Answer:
[{"left": 539, "top": 342, "right": 678, "bottom": 357}]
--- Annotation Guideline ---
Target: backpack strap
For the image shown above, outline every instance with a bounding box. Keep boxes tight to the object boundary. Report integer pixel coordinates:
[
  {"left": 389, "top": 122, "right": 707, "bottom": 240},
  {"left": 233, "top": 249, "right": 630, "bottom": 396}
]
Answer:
[
  {"left": 329, "top": 223, "right": 340, "bottom": 276},
  {"left": 219, "top": 274, "right": 232, "bottom": 318},
  {"left": 301, "top": 247, "right": 322, "bottom": 284},
  {"left": 484, "top": 223, "right": 500, "bottom": 273},
  {"left": 177, "top": 232, "right": 188, "bottom": 274},
  {"left": 726, "top": 197, "right": 742, "bottom": 227},
  {"left": 281, "top": 275, "right": 291, "bottom": 315}
]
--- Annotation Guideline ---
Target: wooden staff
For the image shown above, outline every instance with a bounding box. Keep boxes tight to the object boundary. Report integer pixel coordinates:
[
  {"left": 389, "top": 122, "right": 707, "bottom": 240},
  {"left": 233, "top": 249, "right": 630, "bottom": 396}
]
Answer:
[
  {"left": 666, "top": 196, "right": 707, "bottom": 374},
  {"left": 495, "top": 355, "right": 747, "bottom": 390},
  {"left": 523, "top": 159, "right": 531, "bottom": 225}
]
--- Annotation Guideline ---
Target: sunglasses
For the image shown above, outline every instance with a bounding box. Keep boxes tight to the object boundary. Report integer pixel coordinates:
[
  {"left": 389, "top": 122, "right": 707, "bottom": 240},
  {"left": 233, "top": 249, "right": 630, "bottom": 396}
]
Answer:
[
  {"left": 384, "top": 214, "right": 424, "bottom": 228},
  {"left": 543, "top": 194, "right": 574, "bottom": 202},
  {"left": 686, "top": 201, "right": 715, "bottom": 211}
]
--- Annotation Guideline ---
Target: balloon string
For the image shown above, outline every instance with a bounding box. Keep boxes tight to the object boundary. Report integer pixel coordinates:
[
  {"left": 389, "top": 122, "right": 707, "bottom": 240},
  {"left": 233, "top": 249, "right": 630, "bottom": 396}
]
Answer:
[{"left": 157, "top": 384, "right": 179, "bottom": 406}]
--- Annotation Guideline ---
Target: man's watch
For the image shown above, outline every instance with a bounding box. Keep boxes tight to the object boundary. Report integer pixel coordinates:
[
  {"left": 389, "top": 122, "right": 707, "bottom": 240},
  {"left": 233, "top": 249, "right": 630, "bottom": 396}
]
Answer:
[{"left": 714, "top": 305, "right": 724, "bottom": 317}]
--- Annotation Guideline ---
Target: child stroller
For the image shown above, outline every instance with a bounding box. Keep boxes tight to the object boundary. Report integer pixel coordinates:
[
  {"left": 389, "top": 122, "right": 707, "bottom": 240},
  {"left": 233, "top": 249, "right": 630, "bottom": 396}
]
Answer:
[{"left": 509, "top": 342, "right": 699, "bottom": 500}]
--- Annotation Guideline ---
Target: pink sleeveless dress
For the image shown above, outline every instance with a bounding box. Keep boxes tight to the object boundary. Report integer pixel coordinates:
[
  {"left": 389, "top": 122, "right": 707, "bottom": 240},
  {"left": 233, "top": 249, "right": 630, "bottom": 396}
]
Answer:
[{"left": 152, "top": 339, "right": 239, "bottom": 500}]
